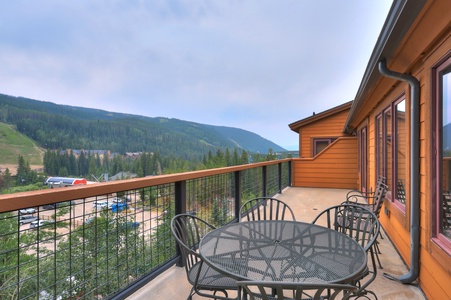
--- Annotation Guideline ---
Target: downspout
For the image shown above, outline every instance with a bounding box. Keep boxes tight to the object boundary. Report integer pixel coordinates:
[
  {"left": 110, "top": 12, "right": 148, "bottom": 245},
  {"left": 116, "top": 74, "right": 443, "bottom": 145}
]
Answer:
[{"left": 378, "top": 59, "right": 420, "bottom": 284}]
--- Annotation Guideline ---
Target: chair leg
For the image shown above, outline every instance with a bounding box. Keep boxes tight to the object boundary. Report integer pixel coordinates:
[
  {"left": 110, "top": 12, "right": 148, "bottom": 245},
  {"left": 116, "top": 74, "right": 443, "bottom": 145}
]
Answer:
[
  {"left": 373, "top": 242, "right": 383, "bottom": 269},
  {"left": 357, "top": 248, "right": 378, "bottom": 297}
]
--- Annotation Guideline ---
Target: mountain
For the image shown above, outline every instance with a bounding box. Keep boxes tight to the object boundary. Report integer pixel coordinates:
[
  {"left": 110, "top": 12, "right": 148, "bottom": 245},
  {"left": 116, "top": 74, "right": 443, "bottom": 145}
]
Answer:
[
  {"left": 0, "top": 93, "right": 285, "bottom": 159},
  {"left": 0, "top": 122, "right": 44, "bottom": 166}
]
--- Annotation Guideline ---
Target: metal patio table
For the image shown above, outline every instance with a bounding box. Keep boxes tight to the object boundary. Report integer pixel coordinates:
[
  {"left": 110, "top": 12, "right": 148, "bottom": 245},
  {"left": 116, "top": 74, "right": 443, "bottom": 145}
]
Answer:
[{"left": 199, "top": 220, "right": 367, "bottom": 284}]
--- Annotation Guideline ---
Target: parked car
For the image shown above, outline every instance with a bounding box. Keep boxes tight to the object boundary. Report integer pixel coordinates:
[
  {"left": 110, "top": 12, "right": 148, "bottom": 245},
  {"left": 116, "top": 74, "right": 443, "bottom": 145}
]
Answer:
[
  {"left": 29, "top": 219, "right": 52, "bottom": 229},
  {"left": 92, "top": 201, "right": 108, "bottom": 210},
  {"left": 42, "top": 204, "right": 57, "bottom": 210},
  {"left": 20, "top": 208, "right": 36, "bottom": 214},
  {"left": 19, "top": 215, "right": 38, "bottom": 225},
  {"left": 42, "top": 201, "right": 76, "bottom": 210}
]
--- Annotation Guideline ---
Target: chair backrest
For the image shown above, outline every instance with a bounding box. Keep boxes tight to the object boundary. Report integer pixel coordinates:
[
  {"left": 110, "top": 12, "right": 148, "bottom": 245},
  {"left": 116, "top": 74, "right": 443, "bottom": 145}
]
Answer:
[
  {"left": 239, "top": 197, "right": 296, "bottom": 222},
  {"left": 237, "top": 281, "right": 357, "bottom": 300},
  {"left": 170, "top": 214, "right": 216, "bottom": 274},
  {"left": 371, "top": 182, "right": 388, "bottom": 217},
  {"left": 311, "top": 204, "right": 380, "bottom": 252},
  {"left": 346, "top": 176, "right": 386, "bottom": 201}
]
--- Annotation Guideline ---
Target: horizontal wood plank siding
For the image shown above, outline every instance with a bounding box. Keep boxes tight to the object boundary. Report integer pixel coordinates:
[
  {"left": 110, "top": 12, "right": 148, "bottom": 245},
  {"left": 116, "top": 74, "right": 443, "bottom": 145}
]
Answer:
[
  {"left": 300, "top": 110, "right": 350, "bottom": 158},
  {"left": 346, "top": 1, "right": 451, "bottom": 298},
  {"left": 293, "top": 137, "right": 358, "bottom": 189}
]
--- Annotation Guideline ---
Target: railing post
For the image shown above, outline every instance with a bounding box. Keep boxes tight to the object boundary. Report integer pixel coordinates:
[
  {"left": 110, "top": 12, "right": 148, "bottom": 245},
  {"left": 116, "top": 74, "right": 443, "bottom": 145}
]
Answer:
[
  {"left": 175, "top": 180, "right": 186, "bottom": 215},
  {"left": 288, "top": 160, "right": 292, "bottom": 186},
  {"left": 262, "top": 165, "right": 267, "bottom": 197},
  {"left": 234, "top": 171, "right": 242, "bottom": 220},
  {"left": 278, "top": 163, "right": 282, "bottom": 194},
  {"left": 174, "top": 180, "right": 186, "bottom": 267}
]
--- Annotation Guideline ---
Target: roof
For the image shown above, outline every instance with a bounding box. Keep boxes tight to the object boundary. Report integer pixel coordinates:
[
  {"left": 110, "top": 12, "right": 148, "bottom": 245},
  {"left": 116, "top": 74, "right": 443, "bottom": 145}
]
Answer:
[
  {"left": 289, "top": 101, "right": 352, "bottom": 132},
  {"left": 343, "top": 0, "right": 427, "bottom": 134}
]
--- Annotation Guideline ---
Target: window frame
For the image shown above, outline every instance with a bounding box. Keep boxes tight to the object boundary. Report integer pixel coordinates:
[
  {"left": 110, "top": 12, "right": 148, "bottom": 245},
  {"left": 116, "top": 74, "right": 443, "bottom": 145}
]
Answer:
[
  {"left": 375, "top": 95, "right": 407, "bottom": 213},
  {"left": 393, "top": 96, "right": 407, "bottom": 210},
  {"left": 312, "top": 138, "right": 336, "bottom": 156},
  {"left": 358, "top": 127, "right": 368, "bottom": 194},
  {"left": 431, "top": 53, "right": 451, "bottom": 253}
]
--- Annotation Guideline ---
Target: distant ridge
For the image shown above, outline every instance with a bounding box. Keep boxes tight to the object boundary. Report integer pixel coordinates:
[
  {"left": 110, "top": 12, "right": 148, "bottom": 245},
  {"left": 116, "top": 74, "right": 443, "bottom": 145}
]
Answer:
[{"left": 0, "top": 93, "right": 285, "bottom": 159}]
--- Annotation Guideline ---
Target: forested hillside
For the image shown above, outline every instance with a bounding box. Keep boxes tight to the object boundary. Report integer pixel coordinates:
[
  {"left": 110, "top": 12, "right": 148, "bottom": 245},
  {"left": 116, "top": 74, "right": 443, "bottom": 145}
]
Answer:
[
  {"left": 0, "top": 94, "right": 284, "bottom": 160},
  {"left": 0, "top": 122, "right": 44, "bottom": 165}
]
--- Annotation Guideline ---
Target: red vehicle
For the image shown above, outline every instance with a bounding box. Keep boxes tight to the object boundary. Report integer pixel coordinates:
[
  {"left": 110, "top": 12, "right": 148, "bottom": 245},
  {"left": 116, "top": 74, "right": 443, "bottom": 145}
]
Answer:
[{"left": 44, "top": 177, "right": 87, "bottom": 188}]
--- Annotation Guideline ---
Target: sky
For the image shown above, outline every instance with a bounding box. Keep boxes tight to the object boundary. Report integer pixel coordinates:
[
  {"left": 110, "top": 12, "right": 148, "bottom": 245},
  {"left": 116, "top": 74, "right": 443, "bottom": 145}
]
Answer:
[{"left": 0, "top": 1, "right": 393, "bottom": 150}]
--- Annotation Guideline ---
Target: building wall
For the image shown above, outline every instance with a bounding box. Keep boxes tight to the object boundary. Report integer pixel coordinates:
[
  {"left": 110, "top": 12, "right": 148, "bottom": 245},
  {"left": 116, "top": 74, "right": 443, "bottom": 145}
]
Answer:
[
  {"left": 292, "top": 137, "right": 358, "bottom": 189},
  {"left": 353, "top": 4, "right": 451, "bottom": 298},
  {"left": 299, "top": 110, "right": 350, "bottom": 158}
]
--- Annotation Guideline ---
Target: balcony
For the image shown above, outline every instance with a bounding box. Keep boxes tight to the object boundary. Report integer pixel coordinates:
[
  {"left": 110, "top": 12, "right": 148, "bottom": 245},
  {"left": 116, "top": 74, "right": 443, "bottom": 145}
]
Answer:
[
  {"left": 0, "top": 159, "right": 425, "bottom": 299},
  {"left": 132, "top": 187, "right": 426, "bottom": 299}
]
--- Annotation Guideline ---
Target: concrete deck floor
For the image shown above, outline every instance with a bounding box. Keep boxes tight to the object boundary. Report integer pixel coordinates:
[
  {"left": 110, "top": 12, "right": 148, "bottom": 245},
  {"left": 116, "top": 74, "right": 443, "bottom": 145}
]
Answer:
[{"left": 128, "top": 187, "right": 427, "bottom": 300}]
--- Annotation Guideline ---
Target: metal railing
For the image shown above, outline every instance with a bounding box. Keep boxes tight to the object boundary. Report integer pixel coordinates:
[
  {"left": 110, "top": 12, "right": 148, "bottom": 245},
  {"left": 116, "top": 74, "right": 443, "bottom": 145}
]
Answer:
[{"left": 0, "top": 159, "right": 291, "bottom": 299}]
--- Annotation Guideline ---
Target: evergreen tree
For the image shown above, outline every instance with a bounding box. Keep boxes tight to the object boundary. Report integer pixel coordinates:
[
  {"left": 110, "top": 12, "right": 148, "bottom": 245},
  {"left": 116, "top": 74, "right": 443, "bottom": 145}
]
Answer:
[
  {"left": 2, "top": 168, "right": 13, "bottom": 189},
  {"left": 240, "top": 150, "right": 249, "bottom": 164},
  {"left": 16, "top": 155, "right": 31, "bottom": 185}
]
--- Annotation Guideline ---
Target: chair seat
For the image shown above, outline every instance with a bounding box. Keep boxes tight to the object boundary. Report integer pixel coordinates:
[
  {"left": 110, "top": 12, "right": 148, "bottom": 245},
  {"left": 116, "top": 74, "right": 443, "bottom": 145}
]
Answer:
[{"left": 188, "top": 261, "right": 238, "bottom": 290}]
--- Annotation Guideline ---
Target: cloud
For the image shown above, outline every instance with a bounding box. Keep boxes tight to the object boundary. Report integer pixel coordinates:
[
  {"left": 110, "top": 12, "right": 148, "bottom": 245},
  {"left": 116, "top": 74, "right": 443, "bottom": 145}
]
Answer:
[{"left": 0, "top": 0, "right": 392, "bottom": 149}]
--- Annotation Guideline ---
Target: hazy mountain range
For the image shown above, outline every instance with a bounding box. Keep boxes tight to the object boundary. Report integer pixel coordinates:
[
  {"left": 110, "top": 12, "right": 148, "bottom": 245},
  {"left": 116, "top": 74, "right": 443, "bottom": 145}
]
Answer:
[{"left": 0, "top": 93, "right": 285, "bottom": 160}]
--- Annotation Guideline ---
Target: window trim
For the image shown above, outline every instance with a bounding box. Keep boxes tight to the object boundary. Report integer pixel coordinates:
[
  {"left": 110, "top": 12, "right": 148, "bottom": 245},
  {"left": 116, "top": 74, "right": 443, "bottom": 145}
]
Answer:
[
  {"left": 393, "top": 96, "right": 407, "bottom": 210},
  {"left": 431, "top": 53, "right": 451, "bottom": 253},
  {"left": 358, "top": 127, "right": 368, "bottom": 194},
  {"left": 312, "top": 138, "right": 336, "bottom": 156},
  {"left": 375, "top": 95, "right": 407, "bottom": 216}
]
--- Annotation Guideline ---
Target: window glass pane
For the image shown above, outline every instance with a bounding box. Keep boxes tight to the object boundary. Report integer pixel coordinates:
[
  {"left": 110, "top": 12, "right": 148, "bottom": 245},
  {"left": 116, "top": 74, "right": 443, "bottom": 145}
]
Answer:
[
  {"left": 441, "top": 70, "right": 451, "bottom": 238},
  {"left": 377, "top": 116, "right": 383, "bottom": 178},
  {"left": 396, "top": 100, "right": 407, "bottom": 205},
  {"left": 385, "top": 109, "right": 392, "bottom": 191},
  {"left": 315, "top": 141, "right": 329, "bottom": 155}
]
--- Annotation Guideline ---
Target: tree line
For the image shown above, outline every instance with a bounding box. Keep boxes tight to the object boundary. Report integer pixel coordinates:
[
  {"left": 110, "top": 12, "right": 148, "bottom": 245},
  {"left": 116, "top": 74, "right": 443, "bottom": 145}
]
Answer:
[{"left": 0, "top": 148, "right": 281, "bottom": 194}]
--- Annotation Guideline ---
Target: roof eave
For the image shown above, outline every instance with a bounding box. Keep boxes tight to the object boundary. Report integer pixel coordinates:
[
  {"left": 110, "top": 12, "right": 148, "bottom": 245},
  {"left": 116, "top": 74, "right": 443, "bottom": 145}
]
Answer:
[
  {"left": 343, "top": 0, "right": 427, "bottom": 134},
  {"left": 289, "top": 100, "right": 352, "bottom": 132}
]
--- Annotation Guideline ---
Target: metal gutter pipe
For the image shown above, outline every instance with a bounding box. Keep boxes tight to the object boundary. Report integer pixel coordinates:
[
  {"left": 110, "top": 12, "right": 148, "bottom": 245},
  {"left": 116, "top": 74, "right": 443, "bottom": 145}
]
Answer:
[{"left": 378, "top": 59, "right": 420, "bottom": 283}]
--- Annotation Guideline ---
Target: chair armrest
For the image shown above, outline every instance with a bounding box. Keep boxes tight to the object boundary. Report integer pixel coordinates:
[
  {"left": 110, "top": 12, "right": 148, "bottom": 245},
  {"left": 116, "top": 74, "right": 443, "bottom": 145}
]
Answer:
[
  {"left": 346, "top": 189, "right": 375, "bottom": 199},
  {"left": 345, "top": 194, "right": 371, "bottom": 204},
  {"left": 342, "top": 198, "right": 375, "bottom": 212}
]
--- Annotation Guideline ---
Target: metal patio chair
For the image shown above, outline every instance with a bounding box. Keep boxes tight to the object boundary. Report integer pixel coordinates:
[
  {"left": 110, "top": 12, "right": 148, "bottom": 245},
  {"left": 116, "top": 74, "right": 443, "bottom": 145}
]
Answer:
[
  {"left": 345, "top": 180, "right": 388, "bottom": 218},
  {"left": 237, "top": 281, "right": 357, "bottom": 300},
  {"left": 171, "top": 214, "right": 238, "bottom": 300},
  {"left": 311, "top": 204, "right": 380, "bottom": 299},
  {"left": 344, "top": 180, "right": 388, "bottom": 269},
  {"left": 346, "top": 176, "right": 386, "bottom": 201},
  {"left": 239, "top": 197, "right": 296, "bottom": 222}
]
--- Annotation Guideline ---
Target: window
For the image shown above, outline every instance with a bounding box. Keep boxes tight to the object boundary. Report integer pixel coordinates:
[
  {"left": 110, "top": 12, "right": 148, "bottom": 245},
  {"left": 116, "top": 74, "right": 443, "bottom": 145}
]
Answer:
[
  {"left": 376, "top": 115, "right": 383, "bottom": 179},
  {"left": 385, "top": 107, "right": 393, "bottom": 193},
  {"left": 313, "top": 138, "right": 336, "bottom": 156},
  {"left": 375, "top": 96, "right": 406, "bottom": 210},
  {"left": 358, "top": 127, "right": 368, "bottom": 193},
  {"left": 395, "top": 99, "right": 407, "bottom": 205},
  {"left": 433, "top": 54, "right": 451, "bottom": 246}
]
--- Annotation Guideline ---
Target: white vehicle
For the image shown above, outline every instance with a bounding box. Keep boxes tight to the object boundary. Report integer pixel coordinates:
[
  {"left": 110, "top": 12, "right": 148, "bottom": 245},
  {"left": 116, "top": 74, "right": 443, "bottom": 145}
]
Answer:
[
  {"left": 30, "top": 220, "right": 52, "bottom": 229},
  {"left": 19, "top": 215, "right": 38, "bottom": 225},
  {"left": 20, "top": 208, "right": 36, "bottom": 214},
  {"left": 92, "top": 201, "right": 108, "bottom": 209}
]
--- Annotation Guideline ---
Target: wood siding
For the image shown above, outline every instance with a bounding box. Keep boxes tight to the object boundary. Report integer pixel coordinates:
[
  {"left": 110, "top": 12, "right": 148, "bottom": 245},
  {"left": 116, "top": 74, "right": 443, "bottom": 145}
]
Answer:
[
  {"left": 292, "top": 137, "right": 358, "bottom": 189},
  {"left": 299, "top": 110, "right": 350, "bottom": 158},
  {"left": 348, "top": 1, "right": 451, "bottom": 298}
]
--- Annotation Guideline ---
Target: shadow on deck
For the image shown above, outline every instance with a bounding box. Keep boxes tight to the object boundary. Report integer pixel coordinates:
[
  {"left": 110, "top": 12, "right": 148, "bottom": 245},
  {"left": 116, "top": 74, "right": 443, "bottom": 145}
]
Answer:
[{"left": 128, "top": 187, "right": 426, "bottom": 300}]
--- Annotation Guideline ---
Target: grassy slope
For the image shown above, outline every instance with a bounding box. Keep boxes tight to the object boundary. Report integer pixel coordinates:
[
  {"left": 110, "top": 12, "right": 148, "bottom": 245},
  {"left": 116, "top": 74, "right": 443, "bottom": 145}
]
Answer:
[{"left": 0, "top": 122, "right": 44, "bottom": 168}]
